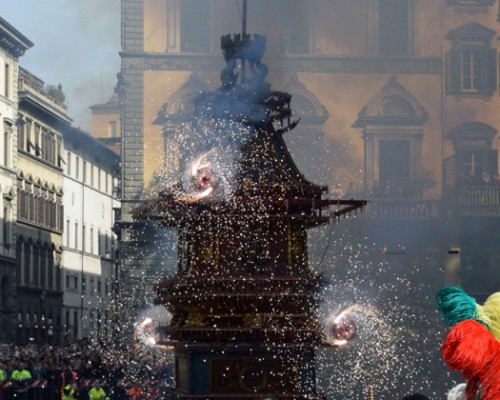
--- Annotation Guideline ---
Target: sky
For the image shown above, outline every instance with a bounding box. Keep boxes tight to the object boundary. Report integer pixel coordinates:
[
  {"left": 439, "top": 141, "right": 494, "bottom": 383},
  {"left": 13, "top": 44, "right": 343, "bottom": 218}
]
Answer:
[{"left": 1, "top": 0, "right": 121, "bottom": 131}]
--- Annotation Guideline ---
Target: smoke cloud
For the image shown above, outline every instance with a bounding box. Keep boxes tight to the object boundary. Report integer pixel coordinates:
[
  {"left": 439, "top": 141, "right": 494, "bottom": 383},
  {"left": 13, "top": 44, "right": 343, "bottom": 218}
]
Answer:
[{"left": 2, "top": 0, "right": 120, "bottom": 130}]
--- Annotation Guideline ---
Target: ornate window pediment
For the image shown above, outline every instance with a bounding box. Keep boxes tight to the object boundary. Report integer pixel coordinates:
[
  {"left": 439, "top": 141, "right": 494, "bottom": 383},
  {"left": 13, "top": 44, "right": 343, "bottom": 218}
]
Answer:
[
  {"left": 353, "top": 75, "right": 428, "bottom": 198},
  {"left": 353, "top": 75, "right": 428, "bottom": 127},
  {"left": 446, "top": 0, "right": 495, "bottom": 10},
  {"left": 446, "top": 22, "right": 496, "bottom": 45},
  {"left": 284, "top": 74, "right": 328, "bottom": 121}
]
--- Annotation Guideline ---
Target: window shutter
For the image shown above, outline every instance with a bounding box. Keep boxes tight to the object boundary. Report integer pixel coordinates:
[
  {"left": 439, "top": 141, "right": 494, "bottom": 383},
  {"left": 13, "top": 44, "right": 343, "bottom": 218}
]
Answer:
[
  {"left": 446, "top": 50, "right": 462, "bottom": 95},
  {"left": 482, "top": 49, "right": 497, "bottom": 96},
  {"left": 487, "top": 150, "right": 498, "bottom": 176}
]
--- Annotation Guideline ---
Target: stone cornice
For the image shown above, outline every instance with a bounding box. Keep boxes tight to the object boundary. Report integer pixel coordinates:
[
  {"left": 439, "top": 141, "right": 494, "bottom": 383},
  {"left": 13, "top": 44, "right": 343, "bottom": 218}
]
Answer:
[
  {"left": 120, "top": 51, "right": 442, "bottom": 75},
  {"left": 0, "top": 17, "right": 33, "bottom": 58},
  {"left": 18, "top": 85, "right": 73, "bottom": 128}
]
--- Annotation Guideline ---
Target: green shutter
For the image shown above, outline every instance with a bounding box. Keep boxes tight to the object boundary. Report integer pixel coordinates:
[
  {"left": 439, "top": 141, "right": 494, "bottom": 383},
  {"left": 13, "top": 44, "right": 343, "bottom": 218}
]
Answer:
[
  {"left": 482, "top": 49, "right": 497, "bottom": 96},
  {"left": 446, "top": 50, "right": 462, "bottom": 95}
]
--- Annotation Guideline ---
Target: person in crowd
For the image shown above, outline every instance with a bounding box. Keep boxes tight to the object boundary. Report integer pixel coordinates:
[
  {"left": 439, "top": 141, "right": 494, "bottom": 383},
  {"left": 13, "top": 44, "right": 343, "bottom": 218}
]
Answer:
[
  {"left": 0, "top": 342, "right": 172, "bottom": 400},
  {"left": 0, "top": 360, "right": 8, "bottom": 400},
  {"left": 30, "top": 359, "right": 48, "bottom": 400},
  {"left": 88, "top": 384, "right": 108, "bottom": 400},
  {"left": 62, "top": 384, "right": 77, "bottom": 400},
  {"left": 0, "top": 360, "right": 7, "bottom": 382},
  {"left": 128, "top": 385, "right": 143, "bottom": 400},
  {"left": 10, "top": 361, "right": 32, "bottom": 400},
  {"left": 61, "top": 366, "right": 78, "bottom": 399}
]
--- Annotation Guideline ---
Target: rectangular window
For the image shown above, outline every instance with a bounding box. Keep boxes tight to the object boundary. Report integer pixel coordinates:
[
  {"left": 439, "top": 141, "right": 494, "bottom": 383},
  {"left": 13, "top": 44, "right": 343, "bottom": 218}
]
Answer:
[
  {"left": 25, "top": 120, "right": 33, "bottom": 152},
  {"left": 73, "top": 311, "right": 78, "bottom": 339},
  {"left": 2, "top": 206, "right": 8, "bottom": 245},
  {"left": 90, "top": 227, "right": 94, "bottom": 254},
  {"left": 4, "top": 63, "right": 9, "bottom": 98},
  {"left": 75, "top": 222, "right": 79, "bottom": 249},
  {"left": 34, "top": 124, "right": 41, "bottom": 156},
  {"left": 379, "top": 140, "right": 410, "bottom": 191},
  {"left": 3, "top": 123, "right": 11, "bottom": 168},
  {"left": 66, "top": 220, "right": 70, "bottom": 246},
  {"left": 18, "top": 120, "right": 25, "bottom": 151},
  {"left": 74, "top": 276, "right": 78, "bottom": 290},
  {"left": 461, "top": 50, "right": 481, "bottom": 92},
  {"left": 48, "top": 249, "right": 54, "bottom": 290},
  {"left": 33, "top": 247, "right": 39, "bottom": 287},
  {"left": 83, "top": 225, "right": 86, "bottom": 253},
  {"left": 82, "top": 276, "right": 86, "bottom": 295},
  {"left": 23, "top": 243, "right": 30, "bottom": 286},
  {"left": 379, "top": 0, "right": 409, "bottom": 56},
  {"left": 76, "top": 156, "right": 80, "bottom": 180},
  {"left": 279, "top": 0, "right": 309, "bottom": 54},
  {"left": 97, "top": 169, "right": 101, "bottom": 191},
  {"left": 180, "top": 0, "right": 209, "bottom": 52},
  {"left": 57, "top": 139, "right": 62, "bottom": 167},
  {"left": 109, "top": 121, "right": 117, "bottom": 138},
  {"left": 67, "top": 152, "right": 71, "bottom": 175},
  {"left": 446, "top": 47, "right": 496, "bottom": 97},
  {"left": 97, "top": 280, "right": 102, "bottom": 295},
  {"left": 83, "top": 161, "right": 87, "bottom": 184},
  {"left": 41, "top": 128, "right": 48, "bottom": 161},
  {"left": 105, "top": 233, "right": 110, "bottom": 254},
  {"left": 66, "top": 274, "right": 70, "bottom": 289}
]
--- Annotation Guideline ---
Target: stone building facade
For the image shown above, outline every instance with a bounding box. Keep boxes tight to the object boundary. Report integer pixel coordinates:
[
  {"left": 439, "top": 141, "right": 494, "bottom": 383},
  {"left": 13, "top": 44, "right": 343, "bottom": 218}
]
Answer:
[
  {"left": 89, "top": 91, "right": 121, "bottom": 155},
  {"left": 117, "top": 0, "right": 500, "bottom": 395},
  {"left": 61, "top": 127, "right": 120, "bottom": 344},
  {"left": 118, "top": 0, "right": 500, "bottom": 288},
  {"left": 16, "top": 68, "right": 67, "bottom": 344},
  {"left": 0, "top": 17, "right": 32, "bottom": 344}
]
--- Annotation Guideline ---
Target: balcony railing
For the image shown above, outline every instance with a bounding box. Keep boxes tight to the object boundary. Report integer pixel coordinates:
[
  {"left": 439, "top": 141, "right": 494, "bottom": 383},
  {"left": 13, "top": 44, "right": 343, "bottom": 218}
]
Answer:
[
  {"left": 460, "top": 186, "right": 500, "bottom": 217},
  {"left": 366, "top": 198, "right": 440, "bottom": 221}
]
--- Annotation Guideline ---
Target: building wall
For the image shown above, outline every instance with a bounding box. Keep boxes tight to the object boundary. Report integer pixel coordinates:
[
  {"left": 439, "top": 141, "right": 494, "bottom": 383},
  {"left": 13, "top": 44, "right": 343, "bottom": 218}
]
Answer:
[
  {"left": 135, "top": 1, "right": 447, "bottom": 191},
  {"left": 118, "top": 0, "right": 500, "bottom": 211},
  {"left": 119, "top": 0, "right": 500, "bottom": 394},
  {"left": 0, "top": 28, "right": 24, "bottom": 344},
  {"left": 62, "top": 131, "right": 120, "bottom": 343},
  {"left": 16, "top": 78, "right": 66, "bottom": 344}
]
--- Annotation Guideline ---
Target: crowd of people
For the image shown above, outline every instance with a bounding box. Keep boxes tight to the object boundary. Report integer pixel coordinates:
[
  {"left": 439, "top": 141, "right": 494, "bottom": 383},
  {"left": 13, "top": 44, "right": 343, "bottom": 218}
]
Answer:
[{"left": 0, "top": 341, "right": 173, "bottom": 400}]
